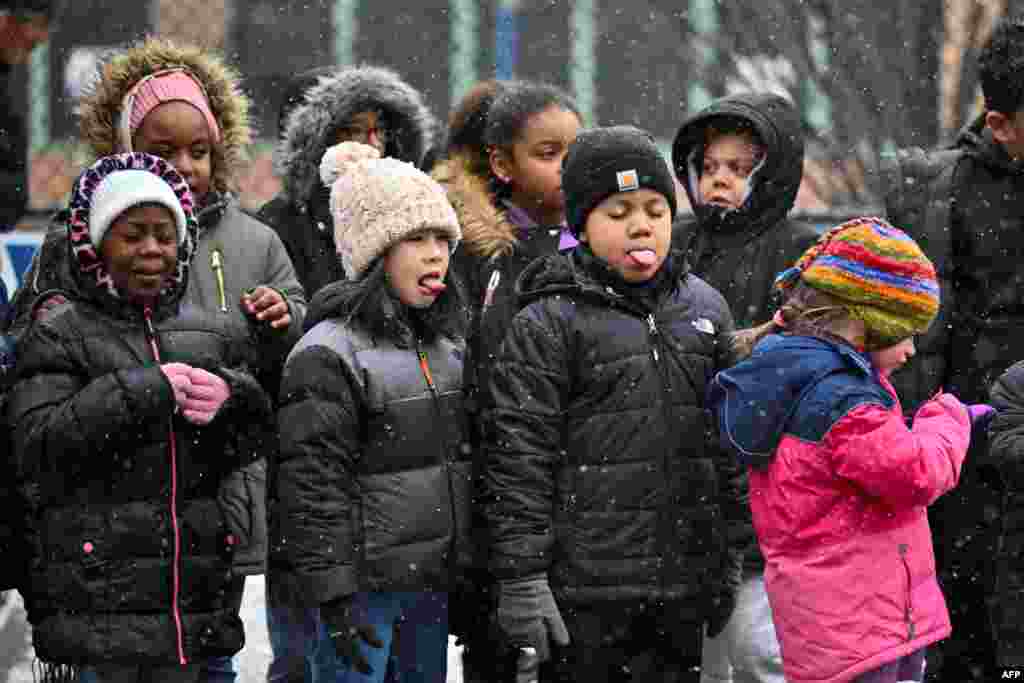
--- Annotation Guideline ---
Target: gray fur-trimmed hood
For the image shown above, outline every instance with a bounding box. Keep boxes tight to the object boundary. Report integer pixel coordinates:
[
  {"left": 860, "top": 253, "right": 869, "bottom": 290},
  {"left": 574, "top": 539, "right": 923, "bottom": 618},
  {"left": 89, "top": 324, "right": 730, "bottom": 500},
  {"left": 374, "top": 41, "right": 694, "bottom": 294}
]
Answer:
[{"left": 275, "top": 65, "right": 437, "bottom": 205}]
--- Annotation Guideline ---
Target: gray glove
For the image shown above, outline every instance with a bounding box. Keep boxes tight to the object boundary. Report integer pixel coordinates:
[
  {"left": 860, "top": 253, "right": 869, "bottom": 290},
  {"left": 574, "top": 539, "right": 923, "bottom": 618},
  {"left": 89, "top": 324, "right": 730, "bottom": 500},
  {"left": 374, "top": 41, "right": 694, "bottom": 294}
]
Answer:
[{"left": 497, "top": 574, "right": 570, "bottom": 680}]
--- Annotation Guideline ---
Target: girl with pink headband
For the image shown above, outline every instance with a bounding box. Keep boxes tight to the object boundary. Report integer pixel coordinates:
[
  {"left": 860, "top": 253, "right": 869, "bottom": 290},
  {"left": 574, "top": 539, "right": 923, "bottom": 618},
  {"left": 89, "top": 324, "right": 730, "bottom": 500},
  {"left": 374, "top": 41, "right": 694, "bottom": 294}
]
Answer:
[{"left": 8, "top": 37, "right": 307, "bottom": 683}]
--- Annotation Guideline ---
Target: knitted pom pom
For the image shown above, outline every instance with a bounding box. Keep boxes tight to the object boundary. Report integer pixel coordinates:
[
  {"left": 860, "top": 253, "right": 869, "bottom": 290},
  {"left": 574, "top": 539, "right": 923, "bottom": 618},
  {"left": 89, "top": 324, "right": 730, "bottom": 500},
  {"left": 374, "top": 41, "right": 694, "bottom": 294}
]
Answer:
[{"left": 319, "top": 141, "right": 381, "bottom": 187}]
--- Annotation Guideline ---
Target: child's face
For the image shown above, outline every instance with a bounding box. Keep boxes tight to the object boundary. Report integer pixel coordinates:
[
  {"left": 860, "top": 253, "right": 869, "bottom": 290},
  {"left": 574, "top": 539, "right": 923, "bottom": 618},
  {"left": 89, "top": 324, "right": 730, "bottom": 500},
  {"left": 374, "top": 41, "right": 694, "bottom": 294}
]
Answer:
[
  {"left": 698, "top": 132, "right": 762, "bottom": 210},
  {"left": 581, "top": 188, "right": 672, "bottom": 284},
  {"left": 100, "top": 204, "right": 179, "bottom": 301},
  {"left": 133, "top": 101, "right": 213, "bottom": 202},
  {"left": 490, "top": 105, "right": 581, "bottom": 224},
  {"left": 870, "top": 337, "right": 916, "bottom": 377},
  {"left": 383, "top": 228, "right": 451, "bottom": 309},
  {"left": 334, "top": 110, "right": 388, "bottom": 154}
]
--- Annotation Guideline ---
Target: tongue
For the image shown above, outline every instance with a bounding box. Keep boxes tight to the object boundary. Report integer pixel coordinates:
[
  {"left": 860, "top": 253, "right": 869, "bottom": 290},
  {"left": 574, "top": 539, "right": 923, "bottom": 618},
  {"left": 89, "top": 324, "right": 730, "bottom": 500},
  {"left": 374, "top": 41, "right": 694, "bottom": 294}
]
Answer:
[
  {"left": 628, "top": 249, "right": 657, "bottom": 267},
  {"left": 420, "top": 277, "right": 446, "bottom": 294}
]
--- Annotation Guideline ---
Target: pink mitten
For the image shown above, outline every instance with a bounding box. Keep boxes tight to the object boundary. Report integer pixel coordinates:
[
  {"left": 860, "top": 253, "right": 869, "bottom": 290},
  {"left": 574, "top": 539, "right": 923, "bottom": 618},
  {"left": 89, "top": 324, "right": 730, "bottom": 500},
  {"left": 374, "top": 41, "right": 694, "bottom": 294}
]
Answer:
[
  {"left": 160, "top": 363, "right": 194, "bottom": 409},
  {"left": 181, "top": 368, "right": 231, "bottom": 425}
]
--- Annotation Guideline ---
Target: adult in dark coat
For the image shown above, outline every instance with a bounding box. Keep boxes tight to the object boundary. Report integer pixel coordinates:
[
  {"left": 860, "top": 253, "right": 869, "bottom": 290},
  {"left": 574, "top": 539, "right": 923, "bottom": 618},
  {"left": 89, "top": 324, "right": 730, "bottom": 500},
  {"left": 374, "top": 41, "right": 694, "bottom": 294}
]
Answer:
[{"left": 881, "top": 15, "right": 1024, "bottom": 679}]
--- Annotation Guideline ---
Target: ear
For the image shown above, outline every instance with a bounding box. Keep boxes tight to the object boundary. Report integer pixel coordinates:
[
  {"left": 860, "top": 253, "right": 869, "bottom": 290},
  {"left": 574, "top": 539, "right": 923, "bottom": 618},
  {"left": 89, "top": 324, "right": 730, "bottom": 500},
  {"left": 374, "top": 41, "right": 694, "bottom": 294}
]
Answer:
[
  {"left": 987, "top": 110, "right": 1019, "bottom": 147},
  {"left": 489, "top": 146, "right": 513, "bottom": 185}
]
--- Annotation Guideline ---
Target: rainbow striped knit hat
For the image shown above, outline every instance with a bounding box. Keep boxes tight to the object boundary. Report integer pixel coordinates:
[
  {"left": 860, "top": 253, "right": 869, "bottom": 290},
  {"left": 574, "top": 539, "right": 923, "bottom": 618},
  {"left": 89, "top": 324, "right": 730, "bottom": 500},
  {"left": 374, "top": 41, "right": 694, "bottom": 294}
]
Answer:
[{"left": 774, "top": 217, "right": 939, "bottom": 349}]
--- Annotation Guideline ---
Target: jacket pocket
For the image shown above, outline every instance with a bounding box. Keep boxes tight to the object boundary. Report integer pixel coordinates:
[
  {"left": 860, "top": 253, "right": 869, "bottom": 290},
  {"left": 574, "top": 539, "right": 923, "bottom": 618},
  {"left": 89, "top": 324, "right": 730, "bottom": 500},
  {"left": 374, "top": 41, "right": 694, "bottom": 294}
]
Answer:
[{"left": 217, "top": 460, "right": 268, "bottom": 570}]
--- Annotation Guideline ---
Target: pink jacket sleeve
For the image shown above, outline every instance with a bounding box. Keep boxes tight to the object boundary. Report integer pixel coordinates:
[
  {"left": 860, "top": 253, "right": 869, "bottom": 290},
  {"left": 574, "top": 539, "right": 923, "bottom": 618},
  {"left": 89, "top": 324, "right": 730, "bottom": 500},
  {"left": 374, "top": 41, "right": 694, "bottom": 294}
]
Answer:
[{"left": 824, "top": 393, "right": 970, "bottom": 508}]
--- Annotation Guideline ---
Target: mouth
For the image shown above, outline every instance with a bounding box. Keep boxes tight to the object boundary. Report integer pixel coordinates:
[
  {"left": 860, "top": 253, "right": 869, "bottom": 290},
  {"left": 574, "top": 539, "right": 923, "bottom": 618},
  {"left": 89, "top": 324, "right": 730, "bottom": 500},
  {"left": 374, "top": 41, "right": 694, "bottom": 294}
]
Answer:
[
  {"left": 705, "top": 196, "right": 736, "bottom": 208},
  {"left": 417, "top": 272, "right": 446, "bottom": 296},
  {"left": 625, "top": 248, "right": 658, "bottom": 269}
]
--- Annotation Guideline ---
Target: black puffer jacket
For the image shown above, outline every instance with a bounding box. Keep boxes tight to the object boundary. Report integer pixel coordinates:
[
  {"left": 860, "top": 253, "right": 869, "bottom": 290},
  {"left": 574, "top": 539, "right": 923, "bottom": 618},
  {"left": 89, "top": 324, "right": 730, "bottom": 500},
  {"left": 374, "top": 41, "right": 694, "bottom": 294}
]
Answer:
[
  {"left": 984, "top": 362, "right": 1024, "bottom": 666},
  {"left": 8, "top": 193, "right": 303, "bottom": 577},
  {"left": 6, "top": 165, "right": 275, "bottom": 665},
  {"left": 484, "top": 246, "right": 743, "bottom": 619},
  {"left": 258, "top": 66, "right": 436, "bottom": 300},
  {"left": 269, "top": 271, "right": 471, "bottom": 605},
  {"left": 672, "top": 93, "right": 819, "bottom": 574}
]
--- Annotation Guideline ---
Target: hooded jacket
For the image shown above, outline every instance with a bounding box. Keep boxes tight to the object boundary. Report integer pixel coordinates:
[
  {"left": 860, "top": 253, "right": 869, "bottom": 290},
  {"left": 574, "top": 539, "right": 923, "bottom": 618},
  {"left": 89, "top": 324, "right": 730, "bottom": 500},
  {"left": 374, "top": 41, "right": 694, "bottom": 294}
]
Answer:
[
  {"left": 672, "top": 92, "right": 820, "bottom": 573},
  {"left": 7, "top": 193, "right": 301, "bottom": 577},
  {"left": 6, "top": 155, "right": 276, "bottom": 666},
  {"left": 257, "top": 66, "right": 436, "bottom": 299},
  {"left": 672, "top": 93, "right": 819, "bottom": 329},
  {"left": 709, "top": 334, "right": 970, "bottom": 683},
  {"left": 484, "top": 245, "right": 742, "bottom": 622},
  {"left": 269, "top": 271, "right": 471, "bottom": 605}
]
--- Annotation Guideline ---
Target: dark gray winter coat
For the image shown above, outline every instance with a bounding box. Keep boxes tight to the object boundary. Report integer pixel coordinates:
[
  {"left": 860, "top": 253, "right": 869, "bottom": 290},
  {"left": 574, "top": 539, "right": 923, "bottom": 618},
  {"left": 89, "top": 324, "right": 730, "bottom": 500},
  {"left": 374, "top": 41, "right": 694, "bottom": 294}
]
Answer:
[
  {"left": 269, "top": 274, "right": 472, "bottom": 606},
  {"left": 484, "top": 246, "right": 743, "bottom": 625},
  {"left": 258, "top": 66, "right": 436, "bottom": 299}
]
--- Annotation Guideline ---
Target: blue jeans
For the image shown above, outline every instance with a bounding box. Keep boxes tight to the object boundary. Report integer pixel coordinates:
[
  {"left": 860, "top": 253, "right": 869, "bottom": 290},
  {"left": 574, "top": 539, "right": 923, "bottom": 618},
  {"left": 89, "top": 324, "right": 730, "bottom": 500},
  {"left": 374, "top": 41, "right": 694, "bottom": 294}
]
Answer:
[
  {"left": 267, "top": 603, "right": 343, "bottom": 683},
  {"left": 339, "top": 592, "right": 448, "bottom": 683},
  {"left": 200, "top": 656, "right": 236, "bottom": 682}
]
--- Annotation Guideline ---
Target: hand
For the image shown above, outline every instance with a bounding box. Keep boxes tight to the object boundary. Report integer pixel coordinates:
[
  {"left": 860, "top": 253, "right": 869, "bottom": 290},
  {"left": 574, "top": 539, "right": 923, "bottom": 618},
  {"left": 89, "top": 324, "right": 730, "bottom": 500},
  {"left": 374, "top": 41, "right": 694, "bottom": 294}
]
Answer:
[
  {"left": 241, "top": 286, "right": 291, "bottom": 330},
  {"left": 321, "top": 597, "right": 384, "bottom": 675},
  {"left": 160, "top": 363, "right": 194, "bottom": 409},
  {"left": 705, "top": 590, "right": 736, "bottom": 639},
  {"left": 181, "top": 367, "right": 231, "bottom": 425},
  {"left": 496, "top": 575, "right": 570, "bottom": 679},
  {"left": 968, "top": 403, "right": 995, "bottom": 425}
]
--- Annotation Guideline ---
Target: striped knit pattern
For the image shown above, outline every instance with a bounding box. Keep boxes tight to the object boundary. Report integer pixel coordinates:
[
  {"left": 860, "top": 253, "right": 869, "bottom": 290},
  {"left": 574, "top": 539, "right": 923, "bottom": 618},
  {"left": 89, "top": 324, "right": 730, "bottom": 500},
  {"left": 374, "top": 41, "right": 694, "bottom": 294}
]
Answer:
[{"left": 775, "top": 217, "right": 939, "bottom": 348}]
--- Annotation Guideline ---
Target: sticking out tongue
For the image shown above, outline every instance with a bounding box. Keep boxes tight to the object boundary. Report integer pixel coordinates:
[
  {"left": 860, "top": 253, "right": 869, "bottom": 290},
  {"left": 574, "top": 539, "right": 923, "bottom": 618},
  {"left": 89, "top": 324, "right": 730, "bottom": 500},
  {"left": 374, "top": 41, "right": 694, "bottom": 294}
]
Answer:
[
  {"left": 628, "top": 249, "right": 657, "bottom": 267},
  {"left": 419, "top": 276, "right": 447, "bottom": 295}
]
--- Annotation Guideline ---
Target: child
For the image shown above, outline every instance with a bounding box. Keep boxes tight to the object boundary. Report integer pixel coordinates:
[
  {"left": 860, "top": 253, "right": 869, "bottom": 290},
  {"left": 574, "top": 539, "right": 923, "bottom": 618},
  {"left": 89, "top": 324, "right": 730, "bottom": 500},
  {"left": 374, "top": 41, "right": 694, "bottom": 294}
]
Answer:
[
  {"left": 270, "top": 142, "right": 470, "bottom": 683},
  {"left": 6, "top": 153, "right": 275, "bottom": 683},
  {"left": 11, "top": 37, "right": 306, "bottom": 358},
  {"left": 431, "top": 78, "right": 582, "bottom": 681},
  {"left": 258, "top": 65, "right": 436, "bottom": 299},
  {"left": 709, "top": 218, "right": 979, "bottom": 683},
  {"left": 672, "top": 93, "right": 820, "bottom": 683},
  {"left": 484, "top": 126, "right": 743, "bottom": 681}
]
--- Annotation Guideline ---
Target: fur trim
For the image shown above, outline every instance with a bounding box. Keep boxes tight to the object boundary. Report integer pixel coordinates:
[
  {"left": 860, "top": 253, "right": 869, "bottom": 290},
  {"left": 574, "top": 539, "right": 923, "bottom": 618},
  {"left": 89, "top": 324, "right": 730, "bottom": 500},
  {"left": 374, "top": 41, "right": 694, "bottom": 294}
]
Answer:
[
  {"left": 431, "top": 153, "right": 518, "bottom": 259},
  {"left": 77, "top": 36, "right": 251, "bottom": 195},
  {"left": 275, "top": 65, "right": 436, "bottom": 205}
]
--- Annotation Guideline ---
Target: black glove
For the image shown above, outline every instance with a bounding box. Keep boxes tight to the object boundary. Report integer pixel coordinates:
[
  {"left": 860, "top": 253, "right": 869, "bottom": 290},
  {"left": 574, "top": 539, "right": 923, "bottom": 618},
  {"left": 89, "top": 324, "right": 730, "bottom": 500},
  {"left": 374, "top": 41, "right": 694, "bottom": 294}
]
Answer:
[
  {"left": 321, "top": 596, "right": 384, "bottom": 675},
  {"left": 496, "top": 574, "right": 570, "bottom": 682},
  {"left": 705, "top": 588, "right": 736, "bottom": 639}
]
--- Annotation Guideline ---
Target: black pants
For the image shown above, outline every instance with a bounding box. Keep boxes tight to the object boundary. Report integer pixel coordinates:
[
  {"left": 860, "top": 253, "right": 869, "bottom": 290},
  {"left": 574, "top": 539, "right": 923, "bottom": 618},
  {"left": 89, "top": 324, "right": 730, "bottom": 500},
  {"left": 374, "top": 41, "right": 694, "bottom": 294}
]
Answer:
[{"left": 464, "top": 600, "right": 702, "bottom": 683}]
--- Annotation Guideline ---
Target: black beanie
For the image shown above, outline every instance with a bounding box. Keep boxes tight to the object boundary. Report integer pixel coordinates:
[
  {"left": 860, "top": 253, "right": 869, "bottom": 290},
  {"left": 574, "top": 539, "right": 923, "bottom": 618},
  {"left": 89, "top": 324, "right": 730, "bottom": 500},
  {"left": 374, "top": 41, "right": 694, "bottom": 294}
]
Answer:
[{"left": 562, "top": 125, "right": 677, "bottom": 237}]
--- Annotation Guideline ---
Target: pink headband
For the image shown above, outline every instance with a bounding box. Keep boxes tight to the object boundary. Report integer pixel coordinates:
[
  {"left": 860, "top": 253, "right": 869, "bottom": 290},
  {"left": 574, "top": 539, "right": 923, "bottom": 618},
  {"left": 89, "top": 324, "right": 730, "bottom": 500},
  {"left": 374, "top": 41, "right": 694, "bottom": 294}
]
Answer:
[{"left": 117, "top": 68, "right": 221, "bottom": 152}]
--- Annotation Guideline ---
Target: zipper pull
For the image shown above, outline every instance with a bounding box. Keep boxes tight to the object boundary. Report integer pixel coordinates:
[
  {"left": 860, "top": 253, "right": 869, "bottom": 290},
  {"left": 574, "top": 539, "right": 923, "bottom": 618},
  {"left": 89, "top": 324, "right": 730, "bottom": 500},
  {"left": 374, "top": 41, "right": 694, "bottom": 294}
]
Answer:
[
  {"left": 143, "top": 306, "right": 163, "bottom": 362},
  {"left": 211, "top": 246, "right": 227, "bottom": 313},
  {"left": 482, "top": 269, "right": 501, "bottom": 311},
  {"left": 418, "top": 348, "right": 437, "bottom": 394},
  {"left": 647, "top": 314, "right": 660, "bottom": 362}
]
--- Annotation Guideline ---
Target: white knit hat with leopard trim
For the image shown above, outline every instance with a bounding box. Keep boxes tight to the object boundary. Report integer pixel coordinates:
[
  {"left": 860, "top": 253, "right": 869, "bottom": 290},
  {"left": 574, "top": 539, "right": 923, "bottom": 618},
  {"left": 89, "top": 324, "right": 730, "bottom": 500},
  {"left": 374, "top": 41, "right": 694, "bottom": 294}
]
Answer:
[{"left": 320, "top": 141, "right": 460, "bottom": 280}]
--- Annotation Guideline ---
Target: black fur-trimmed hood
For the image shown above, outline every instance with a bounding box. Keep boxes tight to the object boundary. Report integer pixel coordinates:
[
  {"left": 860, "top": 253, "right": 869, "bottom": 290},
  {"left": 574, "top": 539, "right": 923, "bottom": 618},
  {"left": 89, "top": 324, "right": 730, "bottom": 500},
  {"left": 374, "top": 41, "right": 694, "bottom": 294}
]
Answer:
[{"left": 275, "top": 65, "right": 437, "bottom": 206}]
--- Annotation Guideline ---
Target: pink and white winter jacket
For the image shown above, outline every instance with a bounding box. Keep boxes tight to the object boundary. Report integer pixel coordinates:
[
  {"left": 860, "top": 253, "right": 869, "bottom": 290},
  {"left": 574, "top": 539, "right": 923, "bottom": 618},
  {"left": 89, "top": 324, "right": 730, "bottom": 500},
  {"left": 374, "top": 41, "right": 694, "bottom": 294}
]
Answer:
[{"left": 709, "top": 334, "right": 970, "bottom": 683}]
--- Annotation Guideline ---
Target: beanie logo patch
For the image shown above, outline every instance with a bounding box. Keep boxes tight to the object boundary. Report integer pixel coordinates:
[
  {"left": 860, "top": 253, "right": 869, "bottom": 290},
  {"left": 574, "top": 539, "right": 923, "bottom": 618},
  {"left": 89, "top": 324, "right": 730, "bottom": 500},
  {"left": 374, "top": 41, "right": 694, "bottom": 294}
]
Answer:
[{"left": 616, "top": 169, "right": 640, "bottom": 192}]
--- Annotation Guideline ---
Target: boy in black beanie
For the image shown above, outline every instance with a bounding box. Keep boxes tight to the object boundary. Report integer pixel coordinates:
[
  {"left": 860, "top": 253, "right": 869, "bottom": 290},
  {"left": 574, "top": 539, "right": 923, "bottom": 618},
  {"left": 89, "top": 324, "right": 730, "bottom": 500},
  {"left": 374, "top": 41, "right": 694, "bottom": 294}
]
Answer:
[{"left": 483, "top": 125, "right": 743, "bottom": 682}]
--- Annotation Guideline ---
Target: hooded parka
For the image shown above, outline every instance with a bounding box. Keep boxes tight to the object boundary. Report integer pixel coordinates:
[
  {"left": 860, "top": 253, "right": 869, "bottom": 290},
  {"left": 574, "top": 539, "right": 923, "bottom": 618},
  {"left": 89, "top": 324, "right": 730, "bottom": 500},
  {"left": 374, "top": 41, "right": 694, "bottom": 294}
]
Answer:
[
  {"left": 6, "top": 154, "right": 276, "bottom": 666},
  {"left": 257, "top": 66, "right": 437, "bottom": 299}
]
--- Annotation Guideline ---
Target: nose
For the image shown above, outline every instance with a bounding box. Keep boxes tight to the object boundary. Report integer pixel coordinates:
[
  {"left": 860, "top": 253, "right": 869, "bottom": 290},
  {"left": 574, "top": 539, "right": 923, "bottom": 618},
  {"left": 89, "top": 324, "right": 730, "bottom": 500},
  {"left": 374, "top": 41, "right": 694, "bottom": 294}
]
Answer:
[
  {"left": 138, "top": 234, "right": 163, "bottom": 255},
  {"left": 424, "top": 235, "right": 447, "bottom": 260},
  {"left": 171, "top": 150, "right": 194, "bottom": 183}
]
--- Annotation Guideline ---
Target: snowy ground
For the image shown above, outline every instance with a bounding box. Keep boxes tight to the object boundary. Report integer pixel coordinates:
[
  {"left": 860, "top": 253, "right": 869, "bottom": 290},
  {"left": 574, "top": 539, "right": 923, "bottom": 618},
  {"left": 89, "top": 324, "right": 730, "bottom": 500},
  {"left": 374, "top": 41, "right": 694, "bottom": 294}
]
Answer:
[{"left": 0, "top": 578, "right": 464, "bottom": 682}]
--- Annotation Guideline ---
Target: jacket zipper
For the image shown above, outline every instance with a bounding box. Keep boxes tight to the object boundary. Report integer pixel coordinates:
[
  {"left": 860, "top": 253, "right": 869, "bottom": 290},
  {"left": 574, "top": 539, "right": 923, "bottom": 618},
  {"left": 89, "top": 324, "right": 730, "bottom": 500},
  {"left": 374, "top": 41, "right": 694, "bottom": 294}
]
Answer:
[
  {"left": 417, "top": 342, "right": 460, "bottom": 564},
  {"left": 210, "top": 247, "right": 227, "bottom": 313},
  {"left": 899, "top": 543, "right": 915, "bottom": 641},
  {"left": 646, "top": 313, "right": 676, "bottom": 593},
  {"left": 143, "top": 307, "right": 188, "bottom": 665}
]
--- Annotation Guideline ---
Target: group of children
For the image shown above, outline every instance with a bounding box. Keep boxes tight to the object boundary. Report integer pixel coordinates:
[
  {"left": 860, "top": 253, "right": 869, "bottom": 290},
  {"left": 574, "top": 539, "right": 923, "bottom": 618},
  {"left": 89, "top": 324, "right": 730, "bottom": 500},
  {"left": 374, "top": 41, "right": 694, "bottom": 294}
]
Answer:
[{"left": 0, "top": 27, "right": 1011, "bottom": 683}]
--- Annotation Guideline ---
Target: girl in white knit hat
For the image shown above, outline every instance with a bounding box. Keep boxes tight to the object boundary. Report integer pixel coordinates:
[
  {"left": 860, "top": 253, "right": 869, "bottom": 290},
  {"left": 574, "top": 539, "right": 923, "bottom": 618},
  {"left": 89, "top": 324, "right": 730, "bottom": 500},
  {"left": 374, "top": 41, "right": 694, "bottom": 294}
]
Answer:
[
  {"left": 270, "top": 142, "right": 469, "bottom": 683},
  {"left": 6, "top": 153, "right": 275, "bottom": 682}
]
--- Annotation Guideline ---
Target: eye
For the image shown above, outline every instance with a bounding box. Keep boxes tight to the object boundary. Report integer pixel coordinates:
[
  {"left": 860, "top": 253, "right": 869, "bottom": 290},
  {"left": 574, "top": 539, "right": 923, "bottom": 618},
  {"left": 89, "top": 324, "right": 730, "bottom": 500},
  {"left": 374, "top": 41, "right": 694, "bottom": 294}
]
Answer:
[{"left": 191, "top": 145, "right": 210, "bottom": 160}]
